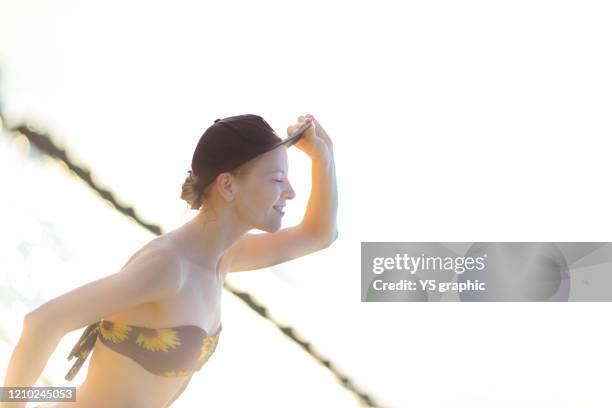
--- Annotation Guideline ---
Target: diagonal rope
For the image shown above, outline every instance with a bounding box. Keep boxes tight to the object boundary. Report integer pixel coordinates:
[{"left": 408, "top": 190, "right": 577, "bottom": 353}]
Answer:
[
  {"left": 229, "top": 286, "right": 379, "bottom": 407},
  {"left": 11, "top": 123, "right": 163, "bottom": 236},
  {"left": 0, "top": 117, "right": 382, "bottom": 408}
]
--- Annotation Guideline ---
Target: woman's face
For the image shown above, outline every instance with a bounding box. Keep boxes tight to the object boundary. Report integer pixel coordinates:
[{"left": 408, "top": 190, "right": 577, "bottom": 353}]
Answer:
[{"left": 232, "top": 146, "right": 296, "bottom": 232}]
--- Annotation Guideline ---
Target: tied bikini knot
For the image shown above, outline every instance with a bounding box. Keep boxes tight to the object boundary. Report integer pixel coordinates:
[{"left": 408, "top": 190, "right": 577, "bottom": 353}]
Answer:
[{"left": 65, "top": 321, "right": 101, "bottom": 381}]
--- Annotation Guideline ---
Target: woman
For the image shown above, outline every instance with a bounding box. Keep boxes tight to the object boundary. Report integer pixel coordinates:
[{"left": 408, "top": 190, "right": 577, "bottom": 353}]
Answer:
[{"left": 1, "top": 113, "right": 338, "bottom": 407}]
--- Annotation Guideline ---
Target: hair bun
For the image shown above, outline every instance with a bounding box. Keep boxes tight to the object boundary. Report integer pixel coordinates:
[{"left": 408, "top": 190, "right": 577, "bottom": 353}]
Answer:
[{"left": 180, "top": 170, "right": 203, "bottom": 210}]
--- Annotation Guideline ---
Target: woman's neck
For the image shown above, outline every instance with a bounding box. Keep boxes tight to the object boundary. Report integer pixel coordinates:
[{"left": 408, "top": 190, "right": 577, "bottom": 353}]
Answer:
[{"left": 173, "top": 207, "right": 249, "bottom": 269}]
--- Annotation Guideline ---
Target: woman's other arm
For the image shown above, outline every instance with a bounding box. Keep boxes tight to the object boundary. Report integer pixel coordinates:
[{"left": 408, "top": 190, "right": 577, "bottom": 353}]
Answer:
[
  {"left": 0, "top": 243, "right": 183, "bottom": 406},
  {"left": 0, "top": 316, "right": 65, "bottom": 408}
]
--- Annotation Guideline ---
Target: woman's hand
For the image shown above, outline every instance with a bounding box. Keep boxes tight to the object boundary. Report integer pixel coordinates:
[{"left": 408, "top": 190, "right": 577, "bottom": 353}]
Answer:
[{"left": 286, "top": 114, "right": 334, "bottom": 161}]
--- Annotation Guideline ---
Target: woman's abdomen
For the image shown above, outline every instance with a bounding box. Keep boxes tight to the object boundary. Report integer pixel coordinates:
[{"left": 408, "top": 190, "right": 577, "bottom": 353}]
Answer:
[{"left": 76, "top": 337, "right": 189, "bottom": 407}]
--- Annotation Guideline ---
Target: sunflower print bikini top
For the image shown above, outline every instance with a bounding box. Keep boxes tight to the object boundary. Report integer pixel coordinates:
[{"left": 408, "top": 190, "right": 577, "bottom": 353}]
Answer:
[{"left": 64, "top": 319, "right": 222, "bottom": 381}]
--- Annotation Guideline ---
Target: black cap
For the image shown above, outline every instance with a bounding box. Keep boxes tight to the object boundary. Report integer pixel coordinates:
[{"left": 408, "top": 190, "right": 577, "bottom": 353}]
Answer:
[{"left": 191, "top": 114, "right": 309, "bottom": 191}]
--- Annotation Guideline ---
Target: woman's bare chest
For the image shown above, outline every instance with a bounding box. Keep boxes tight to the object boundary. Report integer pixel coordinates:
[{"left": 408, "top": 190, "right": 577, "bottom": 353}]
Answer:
[
  {"left": 158, "top": 268, "right": 224, "bottom": 326},
  {"left": 106, "top": 260, "right": 225, "bottom": 333}
]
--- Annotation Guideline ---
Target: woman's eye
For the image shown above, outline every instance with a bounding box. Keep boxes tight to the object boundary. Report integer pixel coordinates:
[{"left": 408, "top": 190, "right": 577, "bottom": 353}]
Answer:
[{"left": 274, "top": 179, "right": 284, "bottom": 183}]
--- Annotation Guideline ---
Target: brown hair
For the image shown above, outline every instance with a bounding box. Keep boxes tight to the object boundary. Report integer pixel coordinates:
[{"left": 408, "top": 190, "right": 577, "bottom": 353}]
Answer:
[{"left": 180, "top": 170, "right": 206, "bottom": 210}]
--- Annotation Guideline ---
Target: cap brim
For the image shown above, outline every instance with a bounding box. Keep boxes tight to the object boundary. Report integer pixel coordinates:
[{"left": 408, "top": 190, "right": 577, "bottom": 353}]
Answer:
[{"left": 278, "top": 122, "right": 312, "bottom": 148}]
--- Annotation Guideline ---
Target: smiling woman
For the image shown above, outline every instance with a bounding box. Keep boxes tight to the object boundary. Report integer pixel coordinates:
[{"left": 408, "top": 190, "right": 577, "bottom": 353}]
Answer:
[{"left": 2, "top": 113, "right": 338, "bottom": 408}]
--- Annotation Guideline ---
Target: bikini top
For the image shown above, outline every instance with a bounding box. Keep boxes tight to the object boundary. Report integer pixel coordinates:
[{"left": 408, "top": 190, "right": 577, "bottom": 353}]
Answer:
[{"left": 65, "top": 319, "right": 222, "bottom": 381}]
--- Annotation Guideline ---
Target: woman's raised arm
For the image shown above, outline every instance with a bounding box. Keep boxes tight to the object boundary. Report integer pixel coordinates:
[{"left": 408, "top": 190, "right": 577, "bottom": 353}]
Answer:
[{"left": 1, "top": 242, "right": 184, "bottom": 399}]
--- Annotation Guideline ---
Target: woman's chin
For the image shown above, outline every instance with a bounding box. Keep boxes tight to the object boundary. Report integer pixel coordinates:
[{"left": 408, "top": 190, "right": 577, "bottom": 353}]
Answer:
[
  {"left": 263, "top": 225, "right": 282, "bottom": 233},
  {"left": 259, "top": 220, "right": 282, "bottom": 233}
]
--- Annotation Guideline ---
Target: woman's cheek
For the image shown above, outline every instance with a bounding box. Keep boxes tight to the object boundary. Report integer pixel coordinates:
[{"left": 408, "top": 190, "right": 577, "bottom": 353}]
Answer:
[{"left": 249, "top": 186, "right": 273, "bottom": 214}]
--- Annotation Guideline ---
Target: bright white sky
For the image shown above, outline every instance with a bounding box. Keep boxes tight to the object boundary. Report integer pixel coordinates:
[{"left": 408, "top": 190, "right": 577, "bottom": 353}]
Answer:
[{"left": 1, "top": 1, "right": 612, "bottom": 407}]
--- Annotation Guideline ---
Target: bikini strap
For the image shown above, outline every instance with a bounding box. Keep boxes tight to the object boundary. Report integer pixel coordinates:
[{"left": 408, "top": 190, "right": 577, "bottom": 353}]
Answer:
[{"left": 64, "top": 321, "right": 101, "bottom": 381}]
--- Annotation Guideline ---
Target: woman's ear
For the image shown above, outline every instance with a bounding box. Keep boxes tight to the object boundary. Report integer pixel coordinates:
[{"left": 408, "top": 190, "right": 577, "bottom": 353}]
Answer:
[{"left": 216, "top": 173, "right": 236, "bottom": 202}]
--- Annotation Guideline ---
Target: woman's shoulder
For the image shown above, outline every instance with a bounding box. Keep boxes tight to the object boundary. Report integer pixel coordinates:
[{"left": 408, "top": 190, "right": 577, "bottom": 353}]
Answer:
[
  {"left": 122, "top": 236, "right": 185, "bottom": 287},
  {"left": 145, "top": 234, "right": 183, "bottom": 261}
]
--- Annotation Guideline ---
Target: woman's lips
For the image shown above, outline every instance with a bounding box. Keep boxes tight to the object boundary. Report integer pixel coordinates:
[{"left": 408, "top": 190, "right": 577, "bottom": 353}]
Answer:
[{"left": 273, "top": 206, "right": 285, "bottom": 215}]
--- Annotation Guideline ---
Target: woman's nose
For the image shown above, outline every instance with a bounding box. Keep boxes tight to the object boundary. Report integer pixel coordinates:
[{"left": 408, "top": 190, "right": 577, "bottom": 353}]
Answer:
[{"left": 284, "top": 182, "right": 296, "bottom": 200}]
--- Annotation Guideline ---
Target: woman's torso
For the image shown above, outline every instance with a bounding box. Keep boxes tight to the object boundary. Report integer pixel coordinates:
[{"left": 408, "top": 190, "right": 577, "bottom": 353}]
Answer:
[{"left": 51, "top": 231, "right": 227, "bottom": 408}]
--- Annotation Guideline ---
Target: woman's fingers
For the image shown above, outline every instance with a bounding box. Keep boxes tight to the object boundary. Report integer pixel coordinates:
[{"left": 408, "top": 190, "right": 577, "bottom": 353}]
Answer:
[
  {"left": 297, "top": 115, "right": 314, "bottom": 127},
  {"left": 306, "top": 115, "right": 333, "bottom": 150},
  {"left": 288, "top": 114, "right": 317, "bottom": 138}
]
